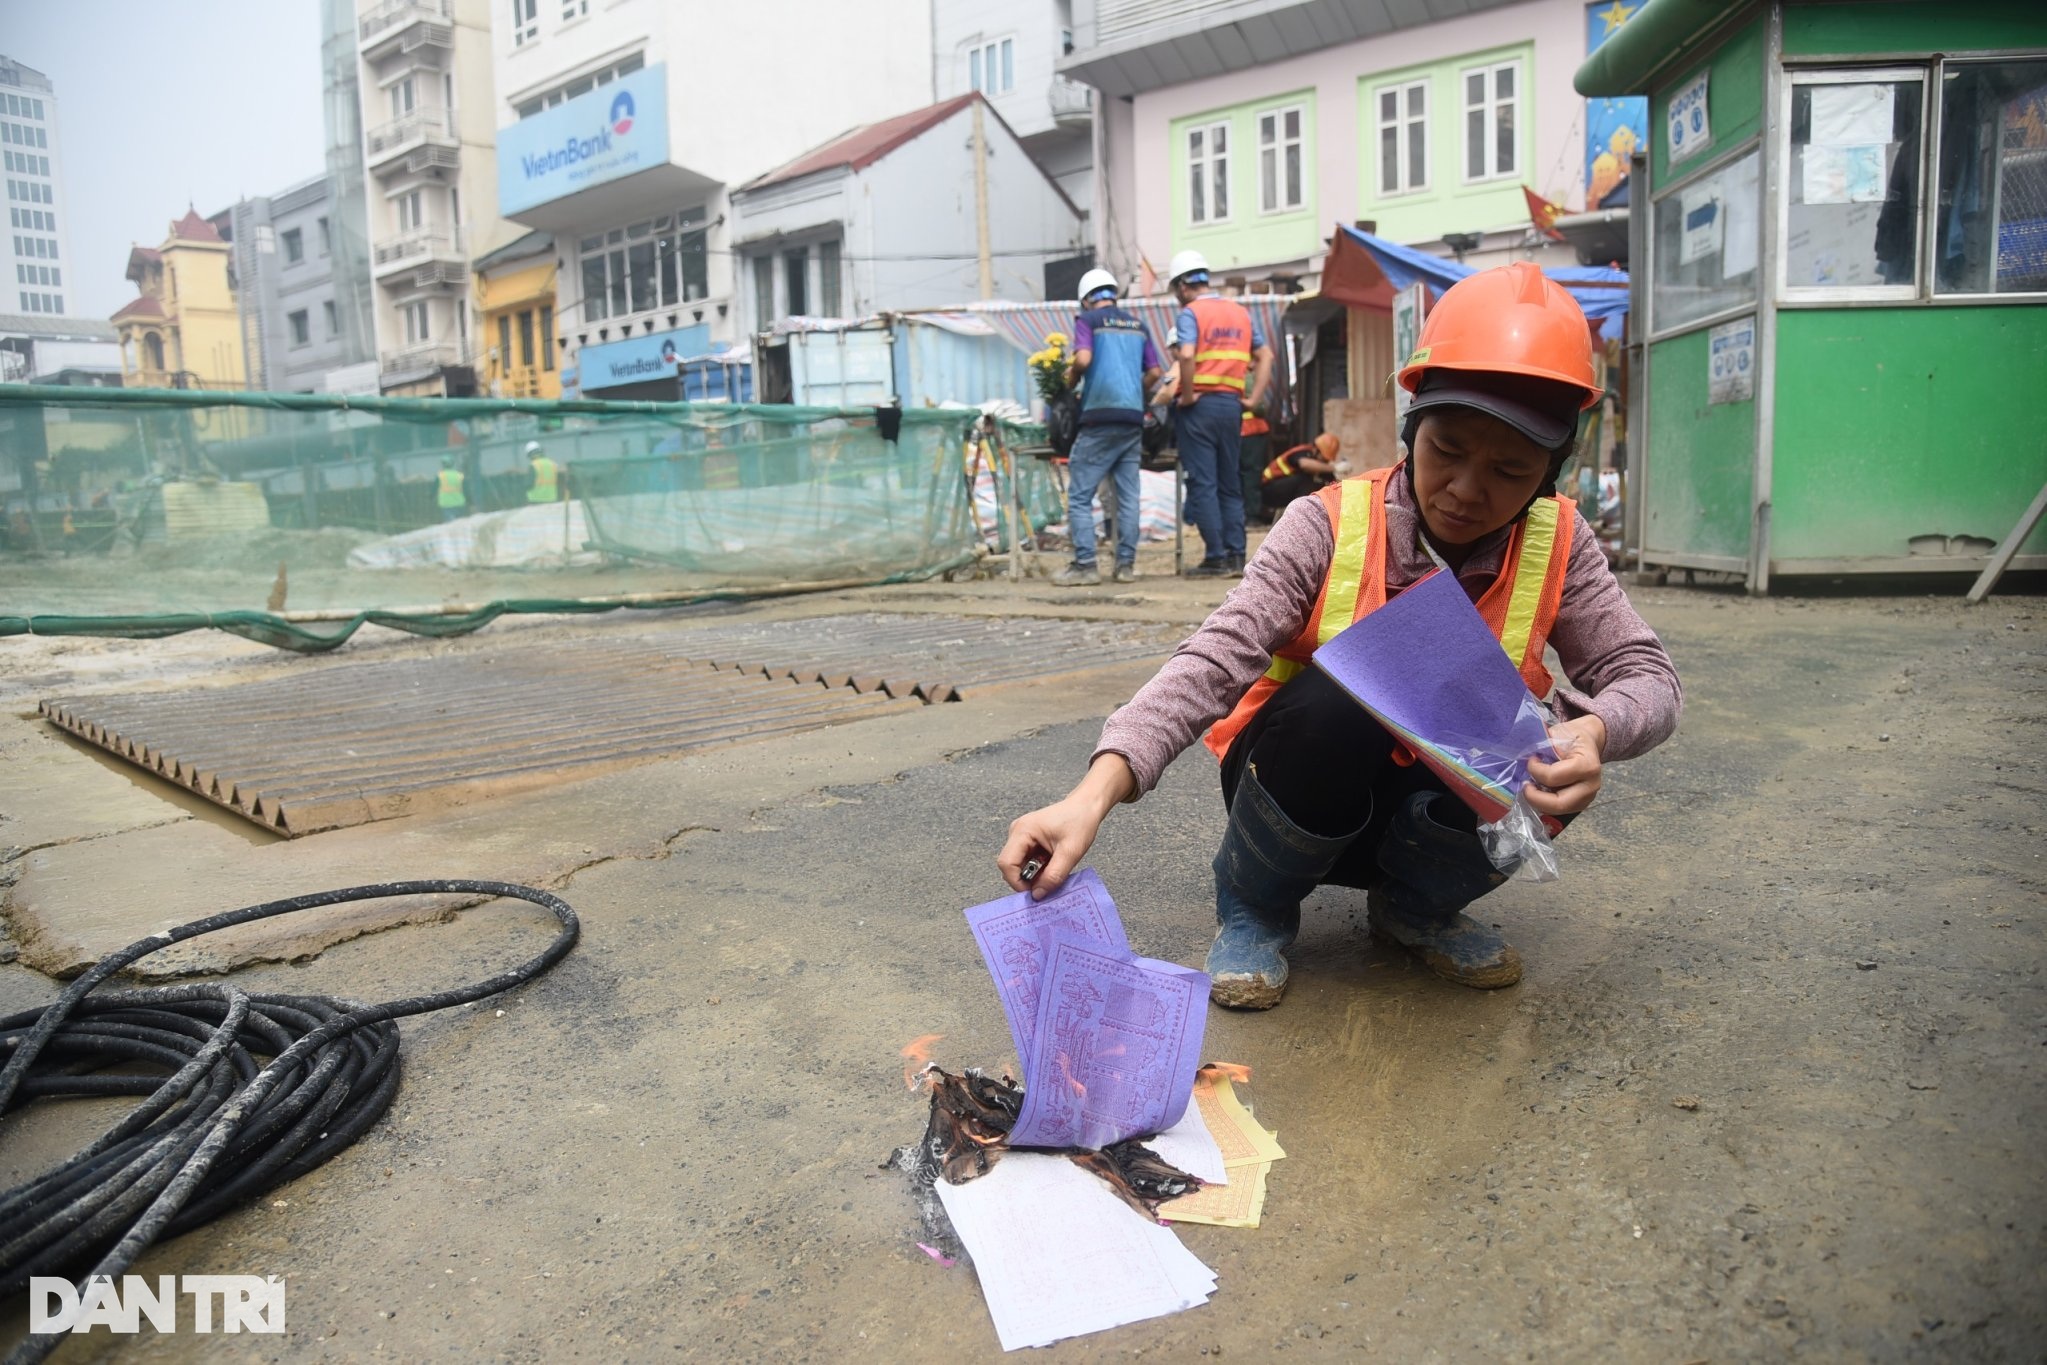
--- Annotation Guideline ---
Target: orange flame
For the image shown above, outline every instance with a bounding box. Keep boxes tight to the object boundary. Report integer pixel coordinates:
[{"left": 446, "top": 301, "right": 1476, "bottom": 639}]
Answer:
[
  {"left": 900, "top": 1033, "right": 944, "bottom": 1090},
  {"left": 1203, "top": 1061, "right": 1253, "bottom": 1084}
]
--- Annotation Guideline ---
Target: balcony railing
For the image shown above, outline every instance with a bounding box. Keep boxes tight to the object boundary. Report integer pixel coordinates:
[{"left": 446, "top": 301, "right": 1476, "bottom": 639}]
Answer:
[
  {"left": 1050, "top": 77, "right": 1093, "bottom": 123},
  {"left": 373, "top": 228, "right": 463, "bottom": 269},
  {"left": 359, "top": 0, "right": 452, "bottom": 44},
  {"left": 379, "top": 341, "right": 465, "bottom": 378},
  {"left": 366, "top": 109, "right": 457, "bottom": 159}
]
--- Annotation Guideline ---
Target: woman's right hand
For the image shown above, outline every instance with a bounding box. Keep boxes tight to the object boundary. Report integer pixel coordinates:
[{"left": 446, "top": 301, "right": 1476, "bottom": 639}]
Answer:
[{"left": 995, "top": 754, "right": 1137, "bottom": 898}]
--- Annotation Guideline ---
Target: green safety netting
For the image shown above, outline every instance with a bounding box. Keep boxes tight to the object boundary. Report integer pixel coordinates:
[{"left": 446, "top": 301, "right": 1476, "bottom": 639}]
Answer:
[{"left": 0, "top": 386, "right": 1063, "bottom": 651}]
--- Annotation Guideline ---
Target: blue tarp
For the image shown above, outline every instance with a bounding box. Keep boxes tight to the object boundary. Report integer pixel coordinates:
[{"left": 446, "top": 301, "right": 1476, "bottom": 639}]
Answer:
[{"left": 1330, "top": 225, "right": 1631, "bottom": 336}]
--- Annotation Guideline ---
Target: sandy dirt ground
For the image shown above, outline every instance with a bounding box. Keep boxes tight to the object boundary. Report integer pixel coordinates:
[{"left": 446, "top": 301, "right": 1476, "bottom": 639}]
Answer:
[{"left": 0, "top": 565, "right": 2042, "bottom": 1362}]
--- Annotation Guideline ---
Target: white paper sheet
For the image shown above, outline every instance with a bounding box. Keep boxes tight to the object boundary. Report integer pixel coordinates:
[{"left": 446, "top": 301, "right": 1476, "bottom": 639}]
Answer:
[
  {"left": 1679, "top": 185, "right": 1722, "bottom": 265},
  {"left": 1721, "top": 153, "right": 1760, "bottom": 279},
  {"left": 1141, "top": 1099, "right": 1228, "bottom": 1186},
  {"left": 1810, "top": 83, "right": 1893, "bottom": 147},
  {"left": 935, "top": 1154, "right": 1216, "bottom": 1351}
]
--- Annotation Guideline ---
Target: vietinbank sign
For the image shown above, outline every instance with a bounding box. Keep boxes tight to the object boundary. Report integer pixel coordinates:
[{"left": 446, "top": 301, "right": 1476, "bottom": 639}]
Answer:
[{"left": 498, "top": 65, "right": 669, "bottom": 216}]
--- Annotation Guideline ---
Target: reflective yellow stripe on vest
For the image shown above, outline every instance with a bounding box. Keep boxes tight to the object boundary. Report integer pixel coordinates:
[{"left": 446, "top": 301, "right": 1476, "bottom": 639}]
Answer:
[
  {"left": 1498, "top": 496, "right": 1561, "bottom": 667},
  {"left": 1261, "top": 477, "right": 1376, "bottom": 686}
]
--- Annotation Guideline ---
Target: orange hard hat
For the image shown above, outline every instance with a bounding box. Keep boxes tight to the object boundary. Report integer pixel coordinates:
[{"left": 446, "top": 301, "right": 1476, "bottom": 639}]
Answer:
[
  {"left": 1396, "top": 261, "right": 1601, "bottom": 410},
  {"left": 1312, "top": 432, "right": 1340, "bottom": 459}
]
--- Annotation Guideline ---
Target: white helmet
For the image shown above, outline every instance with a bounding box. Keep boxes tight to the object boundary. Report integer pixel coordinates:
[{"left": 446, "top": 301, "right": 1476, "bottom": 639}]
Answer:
[
  {"left": 524, "top": 440, "right": 544, "bottom": 456},
  {"left": 1076, "top": 268, "right": 1118, "bottom": 302},
  {"left": 1166, "top": 249, "right": 1211, "bottom": 285}
]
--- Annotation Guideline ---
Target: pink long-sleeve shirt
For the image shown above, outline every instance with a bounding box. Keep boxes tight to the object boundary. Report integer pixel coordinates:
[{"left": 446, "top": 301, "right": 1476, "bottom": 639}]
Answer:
[{"left": 1095, "top": 471, "right": 1683, "bottom": 795}]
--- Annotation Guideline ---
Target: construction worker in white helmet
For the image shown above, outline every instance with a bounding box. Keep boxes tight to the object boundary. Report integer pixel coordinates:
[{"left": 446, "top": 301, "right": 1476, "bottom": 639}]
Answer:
[
  {"left": 1053, "top": 268, "right": 1164, "bottom": 587},
  {"left": 1166, "top": 249, "right": 1273, "bottom": 577}
]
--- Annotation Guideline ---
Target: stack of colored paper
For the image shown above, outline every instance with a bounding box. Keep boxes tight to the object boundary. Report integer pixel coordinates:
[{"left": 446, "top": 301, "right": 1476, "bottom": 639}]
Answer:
[
  {"left": 963, "top": 869, "right": 1210, "bottom": 1150},
  {"left": 1152, "top": 1067, "right": 1287, "bottom": 1229},
  {"left": 1312, "top": 568, "right": 1559, "bottom": 830}
]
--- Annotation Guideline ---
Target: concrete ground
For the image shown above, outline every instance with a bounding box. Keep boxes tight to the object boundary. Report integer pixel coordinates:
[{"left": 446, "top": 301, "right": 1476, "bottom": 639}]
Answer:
[{"left": 0, "top": 558, "right": 2042, "bottom": 1362}]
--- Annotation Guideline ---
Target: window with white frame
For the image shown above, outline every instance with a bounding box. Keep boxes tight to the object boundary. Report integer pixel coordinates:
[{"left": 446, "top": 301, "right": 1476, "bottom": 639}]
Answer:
[
  {"left": 1463, "top": 61, "right": 1519, "bottom": 181},
  {"left": 514, "top": 54, "right": 646, "bottom": 118},
  {"left": 402, "top": 300, "right": 431, "bottom": 344},
  {"left": 395, "top": 189, "right": 424, "bottom": 232},
  {"left": 562, "top": 0, "right": 587, "bottom": 19},
  {"left": 969, "top": 38, "right": 1014, "bottom": 94},
  {"left": 389, "top": 76, "right": 415, "bottom": 120},
  {"left": 1258, "top": 105, "right": 1306, "bottom": 213},
  {"left": 510, "top": 0, "right": 538, "bottom": 46},
  {"left": 1377, "top": 79, "right": 1429, "bottom": 195},
  {"left": 1188, "top": 120, "right": 1230, "bottom": 223},
  {"left": 576, "top": 210, "right": 709, "bottom": 323}
]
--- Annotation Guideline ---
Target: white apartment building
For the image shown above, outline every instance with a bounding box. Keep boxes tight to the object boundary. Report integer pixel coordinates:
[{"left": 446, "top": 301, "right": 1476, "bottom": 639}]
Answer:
[
  {"left": 488, "top": 0, "right": 944, "bottom": 394},
  {"left": 932, "top": 0, "right": 1095, "bottom": 212},
  {"left": 356, "top": 0, "right": 519, "bottom": 395},
  {"left": 0, "top": 56, "right": 72, "bottom": 319}
]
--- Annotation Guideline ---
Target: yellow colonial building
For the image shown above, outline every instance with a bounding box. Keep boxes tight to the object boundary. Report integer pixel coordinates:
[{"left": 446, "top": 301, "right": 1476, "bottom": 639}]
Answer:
[
  {"left": 473, "top": 230, "right": 559, "bottom": 400},
  {"left": 111, "top": 209, "right": 246, "bottom": 391}
]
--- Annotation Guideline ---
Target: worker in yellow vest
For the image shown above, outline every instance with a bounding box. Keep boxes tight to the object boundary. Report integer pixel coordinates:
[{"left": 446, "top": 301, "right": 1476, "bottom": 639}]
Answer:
[
  {"left": 436, "top": 455, "right": 467, "bottom": 522},
  {"left": 1259, "top": 432, "right": 1340, "bottom": 516},
  {"left": 525, "top": 441, "right": 560, "bottom": 503},
  {"left": 998, "top": 262, "right": 1681, "bottom": 1008}
]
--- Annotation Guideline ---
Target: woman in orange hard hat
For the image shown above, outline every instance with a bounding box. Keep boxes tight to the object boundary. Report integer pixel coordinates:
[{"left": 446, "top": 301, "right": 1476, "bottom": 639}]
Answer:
[{"left": 997, "top": 262, "right": 1682, "bottom": 1008}]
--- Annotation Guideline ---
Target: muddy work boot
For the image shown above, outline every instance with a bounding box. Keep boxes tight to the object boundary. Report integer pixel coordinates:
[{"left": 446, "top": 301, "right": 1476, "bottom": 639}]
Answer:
[
  {"left": 1368, "top": 792, "right": 1522, "bottom": 989},
  {"left": 1113, "top": 561, "right": 1138, "bottom": 584},
  {"left": 1050, "top": 560, "right": 1101, "bottom": 587},
  {"left": 1205, "top": 768, "right": 1358, "bottom": 1010}
]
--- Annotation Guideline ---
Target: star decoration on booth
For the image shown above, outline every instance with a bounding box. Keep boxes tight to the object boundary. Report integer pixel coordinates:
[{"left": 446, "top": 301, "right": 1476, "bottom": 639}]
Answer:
[{"left": 1595, "top": 0, "right": 1637, "bottom": 34}]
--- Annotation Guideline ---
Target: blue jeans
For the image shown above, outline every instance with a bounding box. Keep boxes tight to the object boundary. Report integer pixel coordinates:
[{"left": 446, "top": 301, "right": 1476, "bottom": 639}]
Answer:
[
  {"left": 1174, "top": 393, "right": 1246, "bottom": 561},
  {"left": 1066, "top": 422, "right": 1142, "bottom": 567}
]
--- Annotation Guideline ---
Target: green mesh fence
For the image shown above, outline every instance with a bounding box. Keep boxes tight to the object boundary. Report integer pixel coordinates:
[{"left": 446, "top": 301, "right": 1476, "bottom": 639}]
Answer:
[{"left": 0, "top": 386, "right": 1063, "bottom": 651}]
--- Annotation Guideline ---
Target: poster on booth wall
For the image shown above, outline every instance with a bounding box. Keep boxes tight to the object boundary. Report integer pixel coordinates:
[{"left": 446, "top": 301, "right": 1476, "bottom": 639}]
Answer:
[
  {"left": 1707, "top": 317, "right": 1755, "bottom": 405},
  {"left": 1679, "top": 185, "right": 1723, "bottom": 265},
  {"left": 1391, "top": 283, "right": 1426, "bottom": 432},
  {"left": 1668, "top": 69, "right": 1711, "bottom": 164},
  {"left": 1584, "top": 2, "right": 1650, "bottom": 208}
]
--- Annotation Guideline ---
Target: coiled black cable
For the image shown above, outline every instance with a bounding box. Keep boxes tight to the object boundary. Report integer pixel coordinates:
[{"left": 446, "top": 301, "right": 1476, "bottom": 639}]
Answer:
[{"left": 0, "top": 880, "right": 578, "bottom": 1365}]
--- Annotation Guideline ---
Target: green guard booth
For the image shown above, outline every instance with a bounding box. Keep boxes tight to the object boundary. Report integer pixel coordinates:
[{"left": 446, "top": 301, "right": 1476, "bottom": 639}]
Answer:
[{"left": 1577, "top": 1, "right": 2047, "bottom": 592}]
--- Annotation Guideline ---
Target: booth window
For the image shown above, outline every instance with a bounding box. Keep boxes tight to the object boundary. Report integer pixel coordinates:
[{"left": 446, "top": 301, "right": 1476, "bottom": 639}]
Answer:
[
  {"left": 1935, "top": 59, "right": 2047, "bottom": 295},
  {"left": 1782, "top": 71, "right": 1924, "bottom": 296},
  {"left": 1650, "top": 147, "right": 1759, "bottom": 334}
]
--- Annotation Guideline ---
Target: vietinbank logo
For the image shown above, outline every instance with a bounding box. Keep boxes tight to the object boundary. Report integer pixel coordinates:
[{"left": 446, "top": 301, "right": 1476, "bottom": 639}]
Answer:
[{"left": 498, "top": 64, "right": 669, "bottom": 217}]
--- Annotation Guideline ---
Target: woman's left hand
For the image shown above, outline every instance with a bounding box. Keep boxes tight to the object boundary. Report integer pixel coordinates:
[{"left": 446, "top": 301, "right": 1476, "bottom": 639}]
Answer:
[{"left": 1524, "top": 714, "right": 1607, "bottom": 817}]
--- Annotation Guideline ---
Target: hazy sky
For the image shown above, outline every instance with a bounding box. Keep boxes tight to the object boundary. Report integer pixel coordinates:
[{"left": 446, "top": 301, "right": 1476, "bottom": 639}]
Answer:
[{"left": 4, "top": 0, "right": 326, "bottom": 319}]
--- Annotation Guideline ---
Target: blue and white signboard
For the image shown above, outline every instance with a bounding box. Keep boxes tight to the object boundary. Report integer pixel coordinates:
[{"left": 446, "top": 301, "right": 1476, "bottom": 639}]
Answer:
[
  {"left": 1707, "top": 316, "right": 1754, "bottom": 405},
  {"left": 578, "top": 323, "right": 710, "bottom": 393},
  {"left": 498, "top": 64, "right": 669, "bottom": 217},
  {"left": 1667, "top": 69, "right": 1711, "bottom": 165}
]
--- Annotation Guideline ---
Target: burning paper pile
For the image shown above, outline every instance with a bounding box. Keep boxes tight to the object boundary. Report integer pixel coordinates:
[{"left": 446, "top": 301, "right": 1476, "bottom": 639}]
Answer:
[
  {"left": 1151, "top": 1065, "right": 1287, "bottom": 1229},
  {"left": 885, "top": 869, "right": 1226, "bottom": 1350}
]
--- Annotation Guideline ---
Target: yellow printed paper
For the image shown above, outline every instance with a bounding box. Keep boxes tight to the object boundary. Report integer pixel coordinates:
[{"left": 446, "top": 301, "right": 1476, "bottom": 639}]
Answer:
[
  {"left": 1197, "top": 1072, "right": 1286, "bottom": 1166},
  {"left": 1162, "top": 1160, "right": 1271, "bottom": 1228}
]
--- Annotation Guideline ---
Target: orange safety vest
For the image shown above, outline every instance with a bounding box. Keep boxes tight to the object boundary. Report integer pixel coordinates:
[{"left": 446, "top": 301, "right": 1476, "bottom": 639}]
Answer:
[
  {"left": 1187, "top": 295, "right": 1253, "bottom": 395},
  {"left": 1204, "top": 465, "right": 1575, "bottom": 762},
  {"left": 1261, "top": 443, "right": 1314, "bottom": 483},
  {"left": 1241, "top": 411, "right": 1270, "bottom": 436}
]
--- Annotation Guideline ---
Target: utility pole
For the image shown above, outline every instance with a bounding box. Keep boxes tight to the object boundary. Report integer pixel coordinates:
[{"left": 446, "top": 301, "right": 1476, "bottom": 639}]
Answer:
[{"left": 972, "top": 100, "right": 993, "bottom": 300}]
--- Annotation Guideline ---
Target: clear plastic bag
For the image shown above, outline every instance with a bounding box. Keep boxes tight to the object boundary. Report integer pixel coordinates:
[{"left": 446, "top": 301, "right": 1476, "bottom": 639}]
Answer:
[{"left": 1474, "top": 720, "right": 1572, "bottom": 883}]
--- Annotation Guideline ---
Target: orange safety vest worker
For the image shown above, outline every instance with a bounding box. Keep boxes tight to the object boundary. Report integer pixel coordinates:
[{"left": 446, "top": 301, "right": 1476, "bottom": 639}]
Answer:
[
  {"left": 436, "top": 467, "right": 466, "bottom": 508},
  {"left": 1187, "top": 295, "right": 1254, "bottom": 395},
  {"left": 1261, "top": 444, "right": 1313, "bottom": 483},
  {"left": 527, "top": 455, "right": 560, "bottom": 503},
  {"left": 1204, "top": 464, "right": 1574, "bottom": 762}
]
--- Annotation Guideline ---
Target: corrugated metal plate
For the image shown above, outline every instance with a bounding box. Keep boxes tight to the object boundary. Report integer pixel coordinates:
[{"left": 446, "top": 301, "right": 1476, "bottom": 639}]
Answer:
[{"left": 39, "top": 613, "right": 1183, "bottom": 837}]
